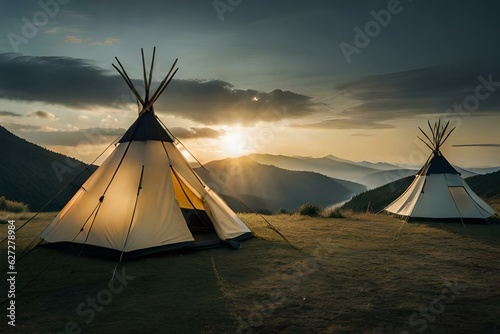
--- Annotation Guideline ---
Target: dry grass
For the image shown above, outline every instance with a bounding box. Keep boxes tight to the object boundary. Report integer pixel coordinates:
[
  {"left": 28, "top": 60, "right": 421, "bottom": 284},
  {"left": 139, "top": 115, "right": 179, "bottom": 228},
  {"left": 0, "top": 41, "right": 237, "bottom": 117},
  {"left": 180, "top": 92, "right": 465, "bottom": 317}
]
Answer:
[
  {"left": 488, "top": 198, "right": 500, "bottom": 213},
  {"left": 0, "top": 212, "right": 499, "bottom": 333}
]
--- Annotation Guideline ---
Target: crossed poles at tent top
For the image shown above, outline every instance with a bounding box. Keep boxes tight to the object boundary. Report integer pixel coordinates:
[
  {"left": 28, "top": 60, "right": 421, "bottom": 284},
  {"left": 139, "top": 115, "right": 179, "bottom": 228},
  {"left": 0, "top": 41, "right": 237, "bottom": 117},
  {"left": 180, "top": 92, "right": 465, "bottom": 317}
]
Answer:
[
  {"left": 112, "top": 47, "right": 178, "bottom": 116},
  {"left": 417, "top": 120, "right": 456, "bottom": 156}
]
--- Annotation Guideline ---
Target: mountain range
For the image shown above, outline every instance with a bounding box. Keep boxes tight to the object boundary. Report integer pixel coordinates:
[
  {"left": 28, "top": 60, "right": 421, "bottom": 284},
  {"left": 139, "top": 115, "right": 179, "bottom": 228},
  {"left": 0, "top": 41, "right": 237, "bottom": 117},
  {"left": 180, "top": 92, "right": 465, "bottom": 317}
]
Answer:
[
  {"left": 247, "top": 153, "right": 500, "bottom": 189},
  {"left": 248, "top": 153, "right": 417, "bottom": 189},
  {"left": 1, "top": 125, "right": 498, "bottom": 214},
  {"left": 196, "top": 157, "right": 365, "bottom": 212}
]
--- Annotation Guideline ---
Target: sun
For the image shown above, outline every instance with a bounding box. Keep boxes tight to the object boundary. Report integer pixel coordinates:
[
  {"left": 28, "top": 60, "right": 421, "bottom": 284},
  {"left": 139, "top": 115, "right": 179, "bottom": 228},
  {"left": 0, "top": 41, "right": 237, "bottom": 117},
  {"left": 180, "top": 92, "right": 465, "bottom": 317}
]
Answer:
[{"left": 221, "top": 131, "right": 248, "bottom": 157}]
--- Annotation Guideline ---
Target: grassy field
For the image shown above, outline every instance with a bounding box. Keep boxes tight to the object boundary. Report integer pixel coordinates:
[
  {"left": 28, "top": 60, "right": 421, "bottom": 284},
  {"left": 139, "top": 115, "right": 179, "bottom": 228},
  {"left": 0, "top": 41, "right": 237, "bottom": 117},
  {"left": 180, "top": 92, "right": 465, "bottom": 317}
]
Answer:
[{"left": 0, "top": 211, "right": 499, "bottom": 333}]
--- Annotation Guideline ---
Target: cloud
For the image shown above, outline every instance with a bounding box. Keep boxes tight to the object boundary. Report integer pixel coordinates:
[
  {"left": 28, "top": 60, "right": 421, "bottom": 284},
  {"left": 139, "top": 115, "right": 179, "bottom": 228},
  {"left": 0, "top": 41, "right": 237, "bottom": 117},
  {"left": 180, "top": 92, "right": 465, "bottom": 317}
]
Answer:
[
  {"left": 5, "top": 123, "right": 46, "bottom": 131},
  {"left": 15, "top": 127, "right": 126, "bottom": 146},
  {"left": 156, "top": 80, "right": 319, "bottom": 125},
  {"left": 0, "top": 110, "right": 21, "bottom": 117},
  {"left": 8, "top": 122, "right": 223, "bottom": 146},
  {"left": 5, "top": 123, "right": 63, "bottom": 136},
  {"left": 99, "top": 115, "right": 119, "bottom": 128},
  {"left": 64, "top": 35, "right": 118, "bottom": 45},
  {"left": 91, "top": 37, "right": 119, "bottom": 46},
  {"left": 44, "top": 27, "right": 64, "bottom": 35},
  {"left": 64, "top": 35, "right": 82, "bottom": 44},
  {"left": 169, "top": 127, "right": 225, "bottom": 139},
  {"left": 351, "top": 133, "right": 373, "bottom": 137},
  {"left": 65, "top": 124, "right": 80, "bottom": 131},
  {"left": 294, "top": 118, "right": 394, "bottom": 130},
  {"left": 13, "top": 125, "right": 223, "bottom": 146},
  {"left": 30, "top": 110, "right": 58, "bottom": 120},
  {"left": 0, "top": 54, "right": 320, "bottom": 125},
  {"left": 0, "top": 53, "right": 125, "bottom": 108},
  {"left": 452, "top": 144, "right": 500, "bottom": 147},
  {"left": 335, "top": 66, "right": 500, "bottom": 123}
]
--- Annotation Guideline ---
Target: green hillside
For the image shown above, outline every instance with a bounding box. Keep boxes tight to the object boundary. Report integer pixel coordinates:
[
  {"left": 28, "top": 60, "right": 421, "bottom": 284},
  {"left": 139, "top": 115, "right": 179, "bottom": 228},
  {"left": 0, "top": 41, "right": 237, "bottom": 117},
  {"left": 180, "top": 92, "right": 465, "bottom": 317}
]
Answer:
[
  {"left": 466, "top": 170, "right": 500, "bottom": 199},
  {"left": 341, "top": 176, "right": 414, "bottom": 213},
  {"left": 0, "top": 126, "right": 96, "bottom": 211}
]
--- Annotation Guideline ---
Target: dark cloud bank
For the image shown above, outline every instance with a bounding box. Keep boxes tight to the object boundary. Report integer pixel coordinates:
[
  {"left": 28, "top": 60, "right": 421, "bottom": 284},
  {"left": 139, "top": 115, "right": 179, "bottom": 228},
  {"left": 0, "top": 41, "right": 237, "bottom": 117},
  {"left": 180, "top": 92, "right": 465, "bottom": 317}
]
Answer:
[
  {"left": 336, "top": 67, "right": 500, "bottom": 120},
  {"left": 299, "top": 66, "right": 500, "bottom": 129},
  {"left": 3, "top": 54, "right": 499, "bottom": 133},
  {"left": 0, "top": 53, "right": 319, "bottom": 125}
]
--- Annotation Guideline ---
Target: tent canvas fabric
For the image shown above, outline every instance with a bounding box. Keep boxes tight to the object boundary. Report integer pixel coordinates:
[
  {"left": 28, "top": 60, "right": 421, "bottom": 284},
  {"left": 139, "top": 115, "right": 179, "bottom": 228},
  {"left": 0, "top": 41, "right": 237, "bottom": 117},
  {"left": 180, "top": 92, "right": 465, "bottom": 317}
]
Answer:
[
  {"left": 40, "top": 50, "right": 252, "bottom": 257},
  {"left": 384, "top": 121, "right": 496, "bottom": 221}
]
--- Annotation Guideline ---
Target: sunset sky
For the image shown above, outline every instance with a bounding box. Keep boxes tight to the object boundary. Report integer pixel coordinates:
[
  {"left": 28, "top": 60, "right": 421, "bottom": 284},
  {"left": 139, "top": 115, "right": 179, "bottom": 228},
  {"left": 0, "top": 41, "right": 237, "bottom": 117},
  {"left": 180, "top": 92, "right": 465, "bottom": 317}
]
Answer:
[{"left": 1, "top": 0, "right": 499, "bottom": 167}]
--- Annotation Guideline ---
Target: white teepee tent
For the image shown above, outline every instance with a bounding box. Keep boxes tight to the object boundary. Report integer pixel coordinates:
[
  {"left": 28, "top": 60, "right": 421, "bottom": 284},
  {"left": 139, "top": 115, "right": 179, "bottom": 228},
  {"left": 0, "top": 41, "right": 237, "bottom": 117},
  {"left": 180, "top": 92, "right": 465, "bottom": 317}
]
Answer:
[
  {"left": 40, "top": 49, "right": 252, "bottom": 257},
  {"left": 384, "top": 120, "right": 496, "bottom": 222}
]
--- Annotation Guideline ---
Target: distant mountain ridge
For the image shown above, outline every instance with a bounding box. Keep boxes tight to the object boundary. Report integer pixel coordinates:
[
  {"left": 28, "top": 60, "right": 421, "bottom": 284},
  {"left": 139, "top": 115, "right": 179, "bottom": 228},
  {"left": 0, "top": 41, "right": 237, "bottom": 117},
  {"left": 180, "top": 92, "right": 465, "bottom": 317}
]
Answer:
[
  {"left": 247, "top": 153, "right": 500, "bottom": 189},
  {"left": 356, "top": 169, "right": 417, "bottom": 190},
  {"left": 248, "top": 153, "right": 380, "bottom": 184},
  {"left": 248, "top": 153, "right": 418, "bottom": 189},
  {"left": 324, "top": 154, "right": 400, "bottom": 171},
  {"left": 196, "top": 157, "right": 366, "bottom": 212}
]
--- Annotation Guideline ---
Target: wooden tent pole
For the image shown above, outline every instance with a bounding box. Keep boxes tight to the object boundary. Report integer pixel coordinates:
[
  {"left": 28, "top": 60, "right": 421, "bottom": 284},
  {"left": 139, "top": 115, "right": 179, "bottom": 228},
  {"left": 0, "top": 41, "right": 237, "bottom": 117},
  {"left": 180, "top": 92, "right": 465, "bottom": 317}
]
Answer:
[{"left": 141, "top": 48, "right": 149, "bottom": 103}]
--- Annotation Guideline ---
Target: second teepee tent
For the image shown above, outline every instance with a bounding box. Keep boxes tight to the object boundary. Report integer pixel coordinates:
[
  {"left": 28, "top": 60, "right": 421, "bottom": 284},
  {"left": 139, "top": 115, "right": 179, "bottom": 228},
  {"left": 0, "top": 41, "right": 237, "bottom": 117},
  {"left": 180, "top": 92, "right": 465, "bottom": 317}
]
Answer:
[{"left": 384, "top": 120, "right": 496, "bottom": 221}]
